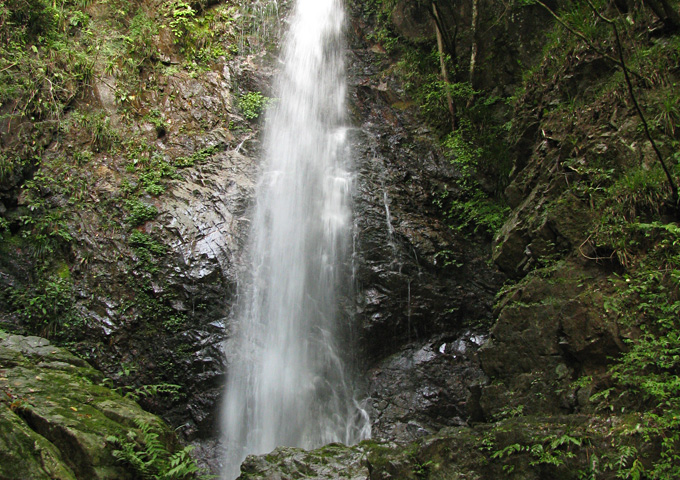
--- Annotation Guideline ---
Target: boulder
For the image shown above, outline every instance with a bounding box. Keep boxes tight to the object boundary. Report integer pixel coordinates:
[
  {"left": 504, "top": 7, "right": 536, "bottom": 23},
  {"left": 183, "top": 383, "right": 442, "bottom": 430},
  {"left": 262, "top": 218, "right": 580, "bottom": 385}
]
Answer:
[{"left": 0, "top": 333, "right": 178, "bottom": 480}]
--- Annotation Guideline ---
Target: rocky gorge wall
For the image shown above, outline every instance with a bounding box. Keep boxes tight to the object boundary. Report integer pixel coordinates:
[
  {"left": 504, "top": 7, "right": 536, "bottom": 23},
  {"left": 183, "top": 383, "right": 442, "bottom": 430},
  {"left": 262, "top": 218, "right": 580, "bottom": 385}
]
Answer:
[
  {"left": 2, "top": 0, "right": 680, "bottom": 478},
  {"left": 0, "top": 0, "right": 504, "bottom": 475},
  {"left": 2, "top": 0, "right": 502, "bottom": 439},
  {"left": 237, "top": 0, "right": 680, "bottom": 478},
  {"left": 348, "top": 3, "right": 504, "bottom": 442}
]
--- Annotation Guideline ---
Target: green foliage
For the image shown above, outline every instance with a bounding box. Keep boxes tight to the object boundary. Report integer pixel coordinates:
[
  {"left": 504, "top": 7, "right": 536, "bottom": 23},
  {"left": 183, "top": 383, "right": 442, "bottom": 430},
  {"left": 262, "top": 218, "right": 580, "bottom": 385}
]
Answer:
[
  {"left": 588, "top": 163, "right": 674, "bottom": 267},
  {"left": 652, "top": 84, "right": 680, "bottom": 137},
  {"left": 125, "top": 152, "right": 179, "bottom": 196},
  {"left": 74, "top": 111, "right": 120, "bottom": 153},
  {"left": 434, "top": 186, "right": 509, "bottom": 236},
  {"left": 489, "top": 1, "right": 680, "bottom": 475},
  {"left": 0, "top": 0, "right": 95, "bottom": 121},
  {"left": 13, "top": 158, "right": 77, "bottom": 254},
  {"left": 123, "top": 278, "right": 187, "bottom": 333},
  {"left": 594, "top": 222, "right": 680, "bottom": 479},
  {"left": 492, "top": 404, "right": 525, "bottom": 421},
  {"left": 0, "top": 0, "right": 57, "bottom": 42},
  {"left": 0, "top": 153, "right": 26, "bottom": 184},
  {"left": 367, "top": 23, "right": 398, "bottom": 53},
  {"left": 17, "top": 210, "right": 72, "bottom": 258},
  {"left": 127, "top": 10, "right": 160, "bottom": 61},
  {"left": 125, "top": 200, "right": 158, "bottom": 227},
  {"left": 107, "top": 419, "right": 205, "bottom": 480},
  {"left": 173, "top": 145, "right": 221, "bottom": 168},
  {"left": 129, "top": 231, "right": 167, "bottom": 274},
  {"left": 119, "top": 383, "right": 182, "bottom": 403},
  {"left": 388, "top": 36, "right": 512, "bottom": 238},
  {"left": 130, "top": 231, "right": 167, "bottom": 256},
  {"left": 432, "top": 112, "right": 511, "bottom": 237},
  {"left": 166, "top": 0, "right": 196, "bottom": 41},
  {"left": 5, "top": 272, "right": 82, "bottom": 339},
  {"left": 164, "top": 1, "right": 233, "bottom": 64},
  {"left": 492, "top": 432, "right": 584, "bottom": 471},
  {"left": 145, "top": 109, "right": 168, "bottom": 137},
  {"left": 394, "top": 48, "right": 442, "bottom": 120},
  {"left": 609, "top": 165, "right": 670, "bottom": 221},
  {"left": 238, "top": 91, "right": 271, "bottom": 120}
]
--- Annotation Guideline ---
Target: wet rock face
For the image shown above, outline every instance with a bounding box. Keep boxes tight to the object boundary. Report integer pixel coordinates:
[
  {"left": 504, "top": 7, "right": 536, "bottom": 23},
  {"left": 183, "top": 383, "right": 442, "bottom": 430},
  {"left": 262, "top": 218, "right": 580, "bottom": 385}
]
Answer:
[
  {"left": 26, "top": 50, "right": 266, "bottom": 438},
  {"left": 367, "top": 332, "right": 487, "bottom": 442},
  {"left": 346, "top": 4, "right": 504, "bottom": 438},
  {"left": 160, "top": 149, "right": 255, "bottom": 294},
  {"left": 348, "top": 46, "right": 501, "bottom": 361}
]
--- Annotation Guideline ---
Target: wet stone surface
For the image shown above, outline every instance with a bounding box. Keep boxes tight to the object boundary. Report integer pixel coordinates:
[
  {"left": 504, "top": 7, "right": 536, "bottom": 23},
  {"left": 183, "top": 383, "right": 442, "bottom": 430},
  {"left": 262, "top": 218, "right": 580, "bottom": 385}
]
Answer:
[{"left": 367, "top": 331, "right": 488, "bottom": 443}]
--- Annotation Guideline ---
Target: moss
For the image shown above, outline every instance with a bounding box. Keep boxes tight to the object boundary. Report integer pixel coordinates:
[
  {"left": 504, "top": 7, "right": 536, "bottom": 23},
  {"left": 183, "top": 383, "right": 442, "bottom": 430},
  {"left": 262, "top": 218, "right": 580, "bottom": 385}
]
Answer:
[
  {"left": 0, "top": 334, "right": 179, "bottom": 479},
  {"left": 0, "top": 404, "right": 77, "bottom": 480}
]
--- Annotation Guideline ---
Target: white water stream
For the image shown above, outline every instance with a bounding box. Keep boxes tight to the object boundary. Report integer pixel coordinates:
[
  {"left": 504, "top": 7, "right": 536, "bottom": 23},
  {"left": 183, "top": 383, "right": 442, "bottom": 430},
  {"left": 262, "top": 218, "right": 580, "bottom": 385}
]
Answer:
[{"left": 221, "top": 0, "right": 370, "bottom": 477}]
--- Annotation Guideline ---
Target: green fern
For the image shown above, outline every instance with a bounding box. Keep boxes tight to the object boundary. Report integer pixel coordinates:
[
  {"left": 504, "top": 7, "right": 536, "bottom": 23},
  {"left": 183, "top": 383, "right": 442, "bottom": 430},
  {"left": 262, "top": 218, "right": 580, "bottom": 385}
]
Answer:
[{"left": 107, "top": 419, "right": 209, "bottom": 480}]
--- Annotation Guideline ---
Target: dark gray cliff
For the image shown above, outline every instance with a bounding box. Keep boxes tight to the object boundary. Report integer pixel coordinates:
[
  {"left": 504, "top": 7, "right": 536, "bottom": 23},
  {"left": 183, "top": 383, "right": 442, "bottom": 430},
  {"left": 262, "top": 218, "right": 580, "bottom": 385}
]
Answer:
[{"left": 347, "top": 0, "right": 505, "bottom": 441}]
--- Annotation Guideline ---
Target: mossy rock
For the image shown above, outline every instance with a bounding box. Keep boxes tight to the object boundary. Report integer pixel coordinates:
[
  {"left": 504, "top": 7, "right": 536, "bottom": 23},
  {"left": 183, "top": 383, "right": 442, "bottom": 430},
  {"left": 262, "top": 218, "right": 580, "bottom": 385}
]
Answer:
[
  {"left": 0, "top": 404, "right": 77, "bottom": 480},
  {"left": 0, "top": 334, "right": 177, "bottom": 480},
  {"left": 236, "top": 416, "right": 628, "bottom": 480}
]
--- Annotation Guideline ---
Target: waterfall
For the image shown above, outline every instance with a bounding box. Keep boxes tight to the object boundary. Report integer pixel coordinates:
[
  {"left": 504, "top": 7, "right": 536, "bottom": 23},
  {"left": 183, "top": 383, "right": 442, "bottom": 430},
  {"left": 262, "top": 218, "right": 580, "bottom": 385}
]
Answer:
[{"left": 221, "top": 0, "right": 370, "bottom": 478}]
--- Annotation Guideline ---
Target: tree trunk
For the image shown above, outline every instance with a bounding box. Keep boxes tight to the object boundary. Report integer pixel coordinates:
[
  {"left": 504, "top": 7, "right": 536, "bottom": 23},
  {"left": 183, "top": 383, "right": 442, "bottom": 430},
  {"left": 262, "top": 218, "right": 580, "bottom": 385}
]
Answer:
[
  {"left": 467, "top": 0, "right": 479, "bottom": 108},
  {"left": 432, "top": 1, "right": 456, "bottom": 131}
]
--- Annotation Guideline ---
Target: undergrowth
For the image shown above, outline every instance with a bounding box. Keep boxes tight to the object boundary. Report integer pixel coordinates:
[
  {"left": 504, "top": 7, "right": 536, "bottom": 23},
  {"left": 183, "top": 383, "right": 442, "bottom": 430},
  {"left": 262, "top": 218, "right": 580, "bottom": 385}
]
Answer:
[
  {"left": 356, "top": 0, "right": 512, "bottom": 238},
  {"left": 508, "top": 1, "right": 680, "bottom": 477},
  {"left": 107, "top": 419, "right": 209, "bottom": 479}
]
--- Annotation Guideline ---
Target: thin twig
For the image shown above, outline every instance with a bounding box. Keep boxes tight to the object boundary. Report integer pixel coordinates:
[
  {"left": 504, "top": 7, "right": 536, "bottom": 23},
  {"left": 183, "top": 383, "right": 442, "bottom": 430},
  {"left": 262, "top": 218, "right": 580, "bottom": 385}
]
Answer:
[
  {"left": 535, "top": 0, "right": 620, "bottom": 65},
  {"left": 584, "top": 0, "right": 614, "bottom": 23},
  {"left": 579, "top": 234, "right": 615, "bottom": 262},
  {"left": 586, "top": 0, "right": 678, "bottom": 210},
  {"left": 535, "top": 0, "right": 644, "bottom": 82},
  {"left": 0, "top": 63, "right": 18, "bottom": 74}
]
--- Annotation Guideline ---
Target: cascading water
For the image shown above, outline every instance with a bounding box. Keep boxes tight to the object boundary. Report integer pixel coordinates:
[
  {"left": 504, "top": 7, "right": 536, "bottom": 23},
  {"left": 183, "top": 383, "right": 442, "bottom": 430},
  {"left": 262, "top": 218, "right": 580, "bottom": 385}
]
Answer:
[{"left": 221, "top": 0, "right": 370, "bottom": 478}]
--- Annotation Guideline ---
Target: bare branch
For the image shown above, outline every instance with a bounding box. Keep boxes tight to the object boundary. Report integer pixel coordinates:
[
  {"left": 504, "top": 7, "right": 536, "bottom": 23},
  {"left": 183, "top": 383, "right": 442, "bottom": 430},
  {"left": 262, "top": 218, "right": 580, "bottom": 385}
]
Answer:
[{"left": 586, "top": 0, "right": 678, "bottom": 210}]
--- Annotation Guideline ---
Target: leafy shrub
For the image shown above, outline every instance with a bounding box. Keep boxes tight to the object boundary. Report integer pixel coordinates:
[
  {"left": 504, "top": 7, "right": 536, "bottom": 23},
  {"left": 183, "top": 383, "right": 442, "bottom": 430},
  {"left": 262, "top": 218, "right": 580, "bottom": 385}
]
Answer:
[
  {"left": 129, "top": 231, "right": 167, "bottom": 273},
  {"left": 166, "top": 0, "right": 195, "bottom": 41},
  {"left": 238, "top": 91, "right": 271, "bottom": 120},
  {"left": 597, "top": 222, "right": 680, "bottom": 479},
  {"left": 129, "top": 231, "right": 167, "bottom": 256},
  {"left": 173, "top": 145, "right": 221, "bottom": 168},
  {"left": 0, "top": 0, "right": 57, "bottom": 41},
  {"left": 17, "top": 209, "right": 73, "bottom": 259},
  {"left": 5, "top": 273, "right": 82, "bottom": 339},
  {"left": 127, "top": 11, "right": 159, "bottom": 61},
  {"left": 118, "top": 383, "right": 182, "bottom": 403},
  {"left": 0, "top": 153, "right": 26, "bottom": 184},
  {"left": 135, "top": 155, "right": 178, "bottom": 196},
  {"left": 125, "top": 200, "right": 158, "bottom": 226}
]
